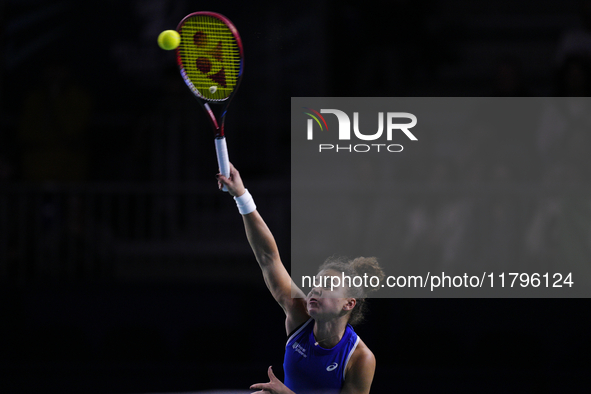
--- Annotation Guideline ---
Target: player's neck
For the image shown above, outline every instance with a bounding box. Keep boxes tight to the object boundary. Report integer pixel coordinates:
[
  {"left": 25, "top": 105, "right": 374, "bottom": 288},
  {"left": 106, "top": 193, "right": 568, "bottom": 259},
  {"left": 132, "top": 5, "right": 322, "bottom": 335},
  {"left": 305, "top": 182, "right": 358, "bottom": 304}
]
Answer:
[{"left": 313, "top": 317, "right": 348, "bottom": 348}]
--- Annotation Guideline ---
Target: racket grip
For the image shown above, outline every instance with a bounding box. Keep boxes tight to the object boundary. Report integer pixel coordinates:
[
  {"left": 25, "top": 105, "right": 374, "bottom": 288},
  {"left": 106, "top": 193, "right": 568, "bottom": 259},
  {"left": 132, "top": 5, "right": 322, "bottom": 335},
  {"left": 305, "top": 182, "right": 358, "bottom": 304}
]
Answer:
[{"left": 215, "top": 137, "right": 230, "bottom": 192}]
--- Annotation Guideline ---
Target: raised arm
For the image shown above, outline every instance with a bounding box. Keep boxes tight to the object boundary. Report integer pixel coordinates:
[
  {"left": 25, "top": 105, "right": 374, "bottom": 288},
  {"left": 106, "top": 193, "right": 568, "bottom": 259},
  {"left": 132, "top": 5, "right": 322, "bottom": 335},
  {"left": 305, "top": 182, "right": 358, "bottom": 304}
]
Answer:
[{"left": 217, "top": 164, "right": 309, "bottom": 334}]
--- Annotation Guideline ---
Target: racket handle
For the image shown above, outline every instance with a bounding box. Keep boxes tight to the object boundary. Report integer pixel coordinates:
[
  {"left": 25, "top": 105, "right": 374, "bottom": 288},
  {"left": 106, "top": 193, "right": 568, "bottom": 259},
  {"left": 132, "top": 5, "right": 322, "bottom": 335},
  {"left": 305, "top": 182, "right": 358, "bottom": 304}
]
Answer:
[{"left": 215, "top": 137, "right": 230, "bottom": 192}]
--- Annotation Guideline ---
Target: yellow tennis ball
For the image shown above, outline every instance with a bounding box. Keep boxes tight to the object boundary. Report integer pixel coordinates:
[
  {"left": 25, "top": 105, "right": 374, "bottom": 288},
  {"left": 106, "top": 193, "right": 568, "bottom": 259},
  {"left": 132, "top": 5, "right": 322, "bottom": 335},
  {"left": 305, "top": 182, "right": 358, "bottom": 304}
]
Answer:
[{"left": 157, "top": 30, "right": 180, "bottom": 50}]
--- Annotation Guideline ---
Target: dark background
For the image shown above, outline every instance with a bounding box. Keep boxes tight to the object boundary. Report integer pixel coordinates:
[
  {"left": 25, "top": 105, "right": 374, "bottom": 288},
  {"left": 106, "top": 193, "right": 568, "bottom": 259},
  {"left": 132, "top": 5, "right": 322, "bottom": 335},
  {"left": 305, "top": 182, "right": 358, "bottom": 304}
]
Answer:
[{"left": 1, "top": 0, "right": 590, "bottom": 393}]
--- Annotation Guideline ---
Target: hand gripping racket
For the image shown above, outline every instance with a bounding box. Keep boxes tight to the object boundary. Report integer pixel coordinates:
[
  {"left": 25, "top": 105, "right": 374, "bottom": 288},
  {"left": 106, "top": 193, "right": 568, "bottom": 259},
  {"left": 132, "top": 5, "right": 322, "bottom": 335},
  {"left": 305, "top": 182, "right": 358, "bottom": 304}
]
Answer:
[{"left": 176, "top": 12, "right": 244, "bottom": 191}]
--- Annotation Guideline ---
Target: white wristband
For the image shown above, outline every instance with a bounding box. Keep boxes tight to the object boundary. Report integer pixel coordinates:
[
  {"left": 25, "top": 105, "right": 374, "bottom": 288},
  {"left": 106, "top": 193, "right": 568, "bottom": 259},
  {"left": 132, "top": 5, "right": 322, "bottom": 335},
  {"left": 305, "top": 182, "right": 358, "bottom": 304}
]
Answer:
[{"left": 234, "top": 189, "right": 256, "bottom": 215}]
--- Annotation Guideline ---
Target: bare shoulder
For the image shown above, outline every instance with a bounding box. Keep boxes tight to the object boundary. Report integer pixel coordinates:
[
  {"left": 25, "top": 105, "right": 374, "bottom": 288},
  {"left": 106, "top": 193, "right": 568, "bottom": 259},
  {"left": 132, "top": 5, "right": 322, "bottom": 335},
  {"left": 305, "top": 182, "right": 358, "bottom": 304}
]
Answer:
[
  {"left": 342, "top": 338, "right": 376, "bottom": 394},
  {"left": 349, "top": 338, "right": 376, "bottom": 371},
  {"left": 284, "top": 297, "right": 310, "bottom": 335}
]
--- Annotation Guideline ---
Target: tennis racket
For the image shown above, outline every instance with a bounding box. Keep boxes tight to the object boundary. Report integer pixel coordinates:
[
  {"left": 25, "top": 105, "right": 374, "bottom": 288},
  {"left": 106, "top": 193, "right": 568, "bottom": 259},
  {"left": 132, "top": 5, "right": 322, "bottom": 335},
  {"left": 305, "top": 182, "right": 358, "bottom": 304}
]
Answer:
[{"left": 176, "top": 12, "right": 244, "bottom": 191}]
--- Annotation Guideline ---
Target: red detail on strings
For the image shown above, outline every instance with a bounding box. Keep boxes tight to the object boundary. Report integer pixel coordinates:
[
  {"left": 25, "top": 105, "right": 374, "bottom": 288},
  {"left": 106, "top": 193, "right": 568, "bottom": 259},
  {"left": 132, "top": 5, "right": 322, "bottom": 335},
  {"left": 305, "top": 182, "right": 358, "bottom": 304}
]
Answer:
[
  {"left": 196, "top": 57, "right": 212, "bottom": 73},
  {"left": 209, "top": 68, "right": 227, "bottom": 87},
  {"left": 209, "top": 41, "right": 223, "bottom": 61},
  {"left": 194, "top": 31, "right": 206, "bottom": 47}
]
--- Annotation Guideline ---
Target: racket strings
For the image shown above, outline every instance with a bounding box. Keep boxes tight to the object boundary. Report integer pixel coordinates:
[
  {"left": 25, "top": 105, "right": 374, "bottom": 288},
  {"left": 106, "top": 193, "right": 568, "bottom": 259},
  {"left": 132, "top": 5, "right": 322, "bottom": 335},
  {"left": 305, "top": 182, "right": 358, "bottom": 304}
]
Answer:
[{"left": 178, "top": 15, "right": 242, "bottom": 101}]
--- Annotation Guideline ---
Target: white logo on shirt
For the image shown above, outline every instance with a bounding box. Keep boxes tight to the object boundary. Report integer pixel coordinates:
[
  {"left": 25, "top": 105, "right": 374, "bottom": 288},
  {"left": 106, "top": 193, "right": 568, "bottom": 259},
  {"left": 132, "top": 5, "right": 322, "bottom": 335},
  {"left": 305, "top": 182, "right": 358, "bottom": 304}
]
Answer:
[
  {"left": 326, "top": 362, "right": 338, "bottom": 371},
  {"left": 292, "top": 342, "right": 307, "bottom": 358}
]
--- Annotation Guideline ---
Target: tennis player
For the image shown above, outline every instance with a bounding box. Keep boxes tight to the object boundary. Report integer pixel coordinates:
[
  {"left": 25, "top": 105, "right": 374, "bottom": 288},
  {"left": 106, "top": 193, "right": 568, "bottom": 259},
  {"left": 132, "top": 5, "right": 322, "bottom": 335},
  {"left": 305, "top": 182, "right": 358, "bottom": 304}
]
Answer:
[{"left": 217, "top": 164, "right": 384, "bottom": 394}]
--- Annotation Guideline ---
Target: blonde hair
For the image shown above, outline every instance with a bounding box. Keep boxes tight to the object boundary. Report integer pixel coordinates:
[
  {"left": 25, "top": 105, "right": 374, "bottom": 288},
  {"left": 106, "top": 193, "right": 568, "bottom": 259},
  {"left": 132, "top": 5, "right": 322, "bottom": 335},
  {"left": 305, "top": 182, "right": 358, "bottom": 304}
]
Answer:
[{"left": 318, "top": 256, "right": 385, "bottom": 325}]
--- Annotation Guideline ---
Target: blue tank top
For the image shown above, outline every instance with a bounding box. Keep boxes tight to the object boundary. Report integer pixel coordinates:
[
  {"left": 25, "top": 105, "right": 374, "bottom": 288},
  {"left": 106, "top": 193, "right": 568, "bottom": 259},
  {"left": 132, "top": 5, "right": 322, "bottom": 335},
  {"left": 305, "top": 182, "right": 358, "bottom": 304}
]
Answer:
[{"left": 283, "top": 318, "right": 360, "bottom": 394}]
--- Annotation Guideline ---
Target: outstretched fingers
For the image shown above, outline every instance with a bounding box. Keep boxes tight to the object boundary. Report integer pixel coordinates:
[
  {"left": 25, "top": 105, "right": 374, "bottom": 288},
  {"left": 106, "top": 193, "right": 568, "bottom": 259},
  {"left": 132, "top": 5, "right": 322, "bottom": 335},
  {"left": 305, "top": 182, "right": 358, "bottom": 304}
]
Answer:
[
  {"left": 249, "top": 366, "right": 292, "bottom": 394},
  {"left": 267, "top": 365, "right": 277, "bottom": 381}
]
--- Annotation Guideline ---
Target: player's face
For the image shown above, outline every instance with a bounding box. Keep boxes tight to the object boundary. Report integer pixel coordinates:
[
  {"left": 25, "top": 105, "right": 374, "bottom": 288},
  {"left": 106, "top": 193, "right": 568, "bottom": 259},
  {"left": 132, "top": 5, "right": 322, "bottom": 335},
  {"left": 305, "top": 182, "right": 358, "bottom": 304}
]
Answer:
[{"left": 306, "top": 269, "right": 355, "bottom": 319}]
